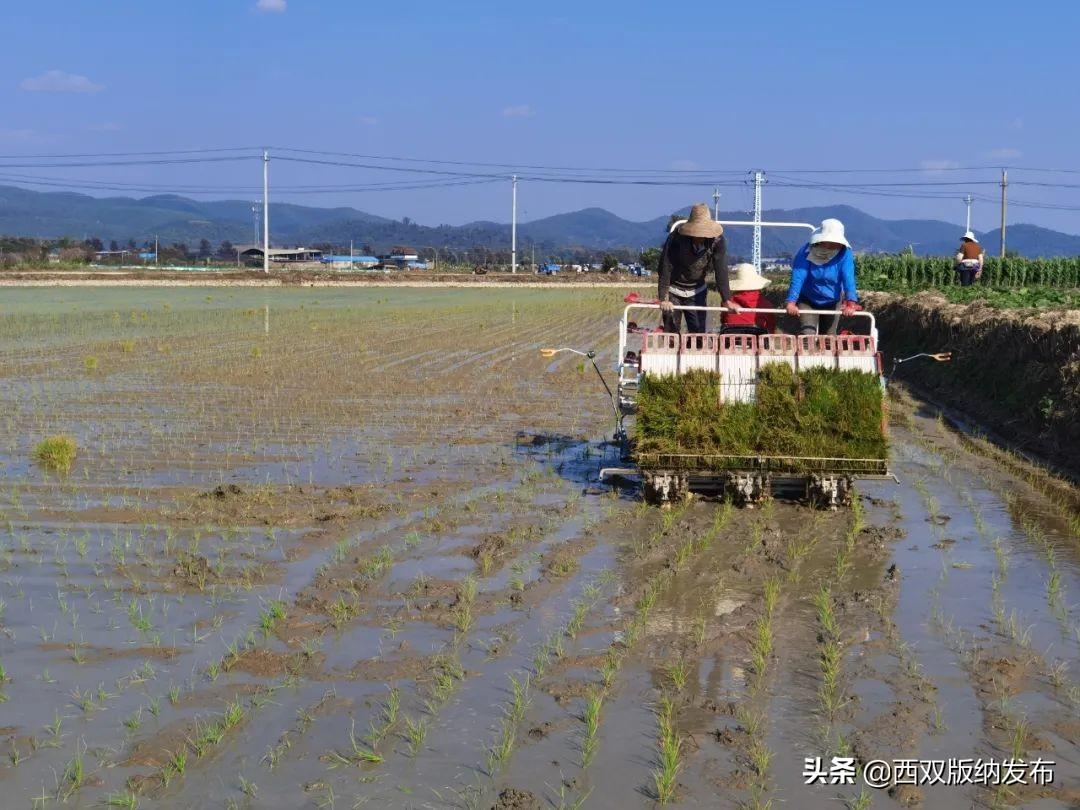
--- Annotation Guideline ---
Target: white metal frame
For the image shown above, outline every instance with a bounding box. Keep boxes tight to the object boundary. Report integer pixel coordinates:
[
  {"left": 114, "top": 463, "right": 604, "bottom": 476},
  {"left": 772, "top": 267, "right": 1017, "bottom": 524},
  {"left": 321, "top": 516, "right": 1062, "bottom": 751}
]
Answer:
[{"left": 618, "top": 303, "right": 878, "bottom": 389}]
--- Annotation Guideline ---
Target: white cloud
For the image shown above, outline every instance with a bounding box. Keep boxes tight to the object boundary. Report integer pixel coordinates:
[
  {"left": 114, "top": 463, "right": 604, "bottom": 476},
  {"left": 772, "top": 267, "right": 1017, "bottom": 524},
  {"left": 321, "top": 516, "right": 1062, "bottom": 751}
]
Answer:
[
  {"left": 919, "top": 159, "right": 960, "bottom": 174},
  {"left": 256, "top": 0, "right": 287, "bottom": 12},
  {"left": 669, "top": 159, "right": 700, "bottom": 171},
  {"left": 985, "top": 147, "right": 1021, "bottom": 160},
  {"left": 355, "top": 115, "right": 379, "bottom": 126},
  {"left": 502, "top": 104, "right": 534, "bottom": 118},
  {"left": 20, "top": 70, "right": 103, "bottom": 93}
]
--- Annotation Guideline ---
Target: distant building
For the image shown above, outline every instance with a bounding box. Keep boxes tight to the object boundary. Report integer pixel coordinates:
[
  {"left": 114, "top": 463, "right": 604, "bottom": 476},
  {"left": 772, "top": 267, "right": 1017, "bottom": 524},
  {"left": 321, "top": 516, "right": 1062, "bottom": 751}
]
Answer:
[
  {"left": 238, "top": 246, "right": 323, "bottom": 264},
  {"left": 379, "top": 246, "right": 426, "bottom": 270},
  {"left": 762, "top": 257, "right": 792, "bottom": 271},
  {"left": 93, "top": 249, "right": 131, "bottom": 261},
  {"left": 319, "top": 254, "right": 379, "bottom": 270}
]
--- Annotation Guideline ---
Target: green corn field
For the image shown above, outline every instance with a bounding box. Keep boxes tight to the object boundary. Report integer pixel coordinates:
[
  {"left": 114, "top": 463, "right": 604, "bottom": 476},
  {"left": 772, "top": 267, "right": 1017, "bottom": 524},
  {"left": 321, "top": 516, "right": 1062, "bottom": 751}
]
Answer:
[{"left": 855, "top": 255, "right": 1080, "bottom": 290}]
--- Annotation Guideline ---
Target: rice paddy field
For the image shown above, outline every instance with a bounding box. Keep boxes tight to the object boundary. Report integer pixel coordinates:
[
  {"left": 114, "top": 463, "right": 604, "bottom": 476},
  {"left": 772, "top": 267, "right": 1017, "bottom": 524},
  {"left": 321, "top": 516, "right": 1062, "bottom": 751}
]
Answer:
[{"left": 0, "top": 287, "right": 1077, "bottom": 809}]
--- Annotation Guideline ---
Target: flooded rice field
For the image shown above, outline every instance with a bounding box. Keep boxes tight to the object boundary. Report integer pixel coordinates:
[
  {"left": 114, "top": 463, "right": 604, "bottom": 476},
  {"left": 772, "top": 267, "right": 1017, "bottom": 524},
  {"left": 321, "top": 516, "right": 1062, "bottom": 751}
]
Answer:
[{"left": 0, "top": 287, "right": 1076, "bottom": 809}]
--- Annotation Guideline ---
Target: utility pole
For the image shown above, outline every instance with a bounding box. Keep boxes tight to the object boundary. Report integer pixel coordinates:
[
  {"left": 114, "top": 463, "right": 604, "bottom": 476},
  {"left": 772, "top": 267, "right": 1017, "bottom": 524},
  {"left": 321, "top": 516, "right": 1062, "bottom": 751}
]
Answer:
[
  {"left": 712, "top": 186, "right": 721, "bottom": 220},
  {"left": 752, "top": 170, "right": 765, "bottom": 272},
  {"left": 154, "top": 235, "right": 158, "bottom": 267},
  {"left": 350, "top": 239, "right": 354, "bottom": 267},
  {"left": 999, "top": 170, "right": 1008, "bottom": 258},
  {"left": 262, "top": 149, "right": 270, "bottom": 274},
  {"left": 963, "top": 194, "right": 974, "bottom": 233},
  {"left": 511, "top": 174, "right": 518, "bottom": 273}
]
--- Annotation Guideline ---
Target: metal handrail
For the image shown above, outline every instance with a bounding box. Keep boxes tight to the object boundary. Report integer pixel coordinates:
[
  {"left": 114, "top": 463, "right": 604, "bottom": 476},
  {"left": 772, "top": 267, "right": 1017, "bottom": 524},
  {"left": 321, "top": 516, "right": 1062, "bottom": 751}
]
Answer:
[
  {"left": 669, "top": 219, "right": 817, "bottom": 234},
  {"left": 618, "top": 303, "right": 878, "bottom": 375}
]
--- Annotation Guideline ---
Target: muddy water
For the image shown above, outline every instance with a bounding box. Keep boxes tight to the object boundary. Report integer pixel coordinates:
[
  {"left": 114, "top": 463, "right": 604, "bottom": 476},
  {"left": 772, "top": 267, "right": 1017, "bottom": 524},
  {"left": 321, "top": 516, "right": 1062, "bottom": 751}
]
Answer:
[{"left": 0, "top": 289, "right": 1076, "bottom": 809}]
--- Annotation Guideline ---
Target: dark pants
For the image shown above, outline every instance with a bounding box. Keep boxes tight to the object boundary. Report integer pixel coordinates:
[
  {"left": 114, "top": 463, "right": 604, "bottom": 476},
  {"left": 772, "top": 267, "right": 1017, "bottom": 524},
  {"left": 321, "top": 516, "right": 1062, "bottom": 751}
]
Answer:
[
  {"left": 957, "top": 265, "right": 978, "bottom": 286},
  {"left": 797, "top": 299, "right": 840, "bottom": 336},
  {"left": 662, "top": 287, "right": 708, "bottom": 333}
]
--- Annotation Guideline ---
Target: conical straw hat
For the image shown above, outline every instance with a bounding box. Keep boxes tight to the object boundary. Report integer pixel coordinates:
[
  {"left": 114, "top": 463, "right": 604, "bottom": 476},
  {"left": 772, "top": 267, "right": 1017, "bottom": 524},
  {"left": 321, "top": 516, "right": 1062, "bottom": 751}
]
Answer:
[
  {"left": 679, "top": 203, "right": 724, "bottom": 238},
  {"left": 729, "top": 262, "right": 771, "bottom": 291}
]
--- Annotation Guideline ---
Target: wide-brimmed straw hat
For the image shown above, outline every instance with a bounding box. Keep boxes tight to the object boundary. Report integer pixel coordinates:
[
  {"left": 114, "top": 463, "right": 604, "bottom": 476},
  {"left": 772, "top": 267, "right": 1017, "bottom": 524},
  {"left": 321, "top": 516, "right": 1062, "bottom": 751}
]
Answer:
[
  {"left": 808, "top": 218, "right": 850, "bottom": 248},
  {"left": 678, "top": 203, "right": 724, "bottom": 239},
  {"left": 962, "top": 230, "right": 978, "bottom": 243},
  {"left": 729, "top": 262, "right": 771, "bottom": 291}
]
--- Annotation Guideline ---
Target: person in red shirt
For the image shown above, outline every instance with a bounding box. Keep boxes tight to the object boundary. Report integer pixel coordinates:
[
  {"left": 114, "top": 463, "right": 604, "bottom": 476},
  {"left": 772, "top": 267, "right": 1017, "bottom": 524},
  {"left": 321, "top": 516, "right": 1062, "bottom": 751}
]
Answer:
[{"left": 721, "top": 263, "right": 777, "bottom": 335}]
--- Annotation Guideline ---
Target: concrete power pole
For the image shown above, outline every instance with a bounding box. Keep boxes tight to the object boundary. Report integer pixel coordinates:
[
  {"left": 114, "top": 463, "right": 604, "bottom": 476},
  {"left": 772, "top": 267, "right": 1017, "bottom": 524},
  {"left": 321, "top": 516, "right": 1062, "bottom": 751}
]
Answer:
[
  {"left": 712, "top": 187, "right": 721, "bottom": 220},
  {"left": 964, "top": 194, "right": 974, "bottom": 232},
  {"left": 752, "top": 170, "right": 765, "bottom": 272},
  {"left": 999, "top": 170, "right": 1008, "bottom": 258},
  {"left": 511, "top": 174, "right": 518, "bottom": 274},
  {"left": 262, "top": 149, "right": 270, "bottom": 274}
]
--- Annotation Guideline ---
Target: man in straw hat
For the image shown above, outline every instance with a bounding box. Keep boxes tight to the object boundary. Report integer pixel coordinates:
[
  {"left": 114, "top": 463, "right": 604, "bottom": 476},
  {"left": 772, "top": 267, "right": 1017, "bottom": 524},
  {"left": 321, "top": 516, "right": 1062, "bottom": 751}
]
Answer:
[
  {"left": 785, "top": 218, "right": 861, "bottom": 336},
  {"left": 955, "top": 231, "right": 984, "bottom": 286},
  {"left": 657, "top": 203, "right": 739, "bottom": 333},
  {"left": 720, "top": 263, "right": 777, "bottom": 335}
]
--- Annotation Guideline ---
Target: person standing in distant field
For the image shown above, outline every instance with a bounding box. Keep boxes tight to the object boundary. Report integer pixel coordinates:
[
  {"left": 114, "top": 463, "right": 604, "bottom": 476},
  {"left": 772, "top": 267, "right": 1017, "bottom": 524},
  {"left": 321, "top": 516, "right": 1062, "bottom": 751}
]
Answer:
[
  {"left": 785, "top": 218, "right": 861, "bottom": 335},
  {"left": 657, "top": 203, "right": 740, "bottom": 333},
  {"left": 955, "top": 231, "right": 984, "bottom": 286}
]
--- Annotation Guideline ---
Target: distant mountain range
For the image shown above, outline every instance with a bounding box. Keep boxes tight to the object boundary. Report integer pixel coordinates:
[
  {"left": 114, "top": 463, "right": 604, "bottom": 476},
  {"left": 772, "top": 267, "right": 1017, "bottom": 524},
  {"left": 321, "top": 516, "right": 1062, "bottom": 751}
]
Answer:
[{"left": 1, "top": 185, "right": 1078, "bottom": 258}]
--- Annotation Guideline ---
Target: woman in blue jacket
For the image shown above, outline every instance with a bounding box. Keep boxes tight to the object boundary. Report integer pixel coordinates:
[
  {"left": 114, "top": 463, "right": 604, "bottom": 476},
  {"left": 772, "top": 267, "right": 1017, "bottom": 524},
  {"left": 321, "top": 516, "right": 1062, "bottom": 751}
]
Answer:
[{"left": 784, "top": 218, "right": 862, "bottom": 335}]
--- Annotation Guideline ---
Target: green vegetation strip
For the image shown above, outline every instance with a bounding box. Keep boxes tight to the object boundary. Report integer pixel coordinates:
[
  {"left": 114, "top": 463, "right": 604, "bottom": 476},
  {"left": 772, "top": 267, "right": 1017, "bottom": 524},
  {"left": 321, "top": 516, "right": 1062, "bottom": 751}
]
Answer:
[
  {"left": 857, "top": 254, "right": 1080, "bottom": 291},
  {"left": 634, "top": 366, "right": 887, "bottom": 467}
]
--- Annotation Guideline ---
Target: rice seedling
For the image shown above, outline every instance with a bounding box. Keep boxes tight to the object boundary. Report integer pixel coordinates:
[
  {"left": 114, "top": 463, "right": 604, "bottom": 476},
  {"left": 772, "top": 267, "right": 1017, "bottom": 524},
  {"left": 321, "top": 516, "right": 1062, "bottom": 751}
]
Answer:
[
  {"left": 33, "top": 435, "right": 77, "bottom": 474},
  {"left": 367, "top": 686, "right": 400, "bottom": 745},
  {"left": 259, "top": 598, "right": 287, "bottom": 636},
  {"left": 104, "top": 791, "right": 139, "bottom": 809},
  {"left": 579, "top": 689, "right": 603, "bottom": 768},
  {"left": 403, "top": 714, "right": 427, "bottom": 757},
  {"left": 63, "top": 744, "right": 86, "bottom": 798},
  {"left": 239, "top": 774, "right": 258, "bottom": 797},
  {"left": 665, "top": 660, "right": 691, "bottom": 692},
  {"left": 748, "top": 615, "right": 774, "bottom": 681},
  {"left": 324, "top": 719, "right": 384, "bottom": 768},
  {"left": 652, "top": 697, "right": 682, "bottom": 805}
]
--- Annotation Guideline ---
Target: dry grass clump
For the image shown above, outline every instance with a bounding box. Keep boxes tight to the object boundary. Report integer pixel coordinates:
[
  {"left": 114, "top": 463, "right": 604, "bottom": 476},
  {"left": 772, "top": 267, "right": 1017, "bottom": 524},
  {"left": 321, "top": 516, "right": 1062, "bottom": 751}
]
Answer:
[
  {"left": 33, "top": 434, "right": 78, "bottom": 473},
  {"left": 635, "top": 365, "right": 886, "bottom": 463}
]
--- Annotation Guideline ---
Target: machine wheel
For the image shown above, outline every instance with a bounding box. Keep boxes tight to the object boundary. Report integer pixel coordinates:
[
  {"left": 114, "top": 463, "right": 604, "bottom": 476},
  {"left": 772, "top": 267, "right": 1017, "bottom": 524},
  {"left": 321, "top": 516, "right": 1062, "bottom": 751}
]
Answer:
[
  {"left": 723, "top": 472, "right": 769, "bottom": 507},
  {"left": 808, "top": 474, "right": 853, "bottom": 509},
  {"left": 643, "top": 472, "right": 688, "bottom": 506}
]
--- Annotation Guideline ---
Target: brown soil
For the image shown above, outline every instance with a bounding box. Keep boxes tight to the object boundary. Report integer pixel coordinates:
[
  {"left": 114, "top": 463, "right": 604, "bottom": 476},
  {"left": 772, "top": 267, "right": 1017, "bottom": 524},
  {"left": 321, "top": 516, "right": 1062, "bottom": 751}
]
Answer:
[
  {"left": 865, "top": 291, "right": 1080, "bottom": 476},
  {"left": 491, "top": 787, "right": 542, "bottom": 810},
  {"left": 222, "top": 647, "right": 324, "bottom": 678}
]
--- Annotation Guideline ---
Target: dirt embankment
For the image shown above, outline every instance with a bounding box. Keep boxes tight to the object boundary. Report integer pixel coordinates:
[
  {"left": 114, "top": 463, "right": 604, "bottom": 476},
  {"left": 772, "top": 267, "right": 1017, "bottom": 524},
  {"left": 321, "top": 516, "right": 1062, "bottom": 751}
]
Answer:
[{"left": 866, "top": 291, "right": 1080, "bottom": 474}]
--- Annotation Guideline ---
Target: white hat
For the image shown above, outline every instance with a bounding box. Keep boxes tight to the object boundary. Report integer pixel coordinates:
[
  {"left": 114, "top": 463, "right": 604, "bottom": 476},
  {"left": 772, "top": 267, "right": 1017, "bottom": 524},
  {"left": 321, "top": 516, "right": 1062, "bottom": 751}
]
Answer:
[
  {"left": 729, "top": 262, "right": 771, "bottom": 291},
  {"left": 808, "top": 218, "right": 850, "bottom": 248},
  {"left": 962, "top": 231, "right": 978, "bottom": 243}
]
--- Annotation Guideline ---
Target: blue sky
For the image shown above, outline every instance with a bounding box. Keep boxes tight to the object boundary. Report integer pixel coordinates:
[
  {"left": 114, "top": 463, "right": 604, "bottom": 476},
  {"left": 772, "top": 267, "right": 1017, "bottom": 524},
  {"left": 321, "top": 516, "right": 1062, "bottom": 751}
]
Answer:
[{"left": 2, "top": 0, "right": 1078, "bottom": 232}]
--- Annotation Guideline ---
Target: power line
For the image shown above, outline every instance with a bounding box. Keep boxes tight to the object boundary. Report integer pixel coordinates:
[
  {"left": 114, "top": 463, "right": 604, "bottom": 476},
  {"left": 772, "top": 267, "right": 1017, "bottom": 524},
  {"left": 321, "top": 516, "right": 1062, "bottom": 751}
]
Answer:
[
  {"left": 269, "top": 146, "right": 749, "bottom": 175},
  {"left": 0, "top": 146, "right": 259, "bottom": 159},
  {"left": 0, "top": 156, "right": 257, "bottom": 169}
]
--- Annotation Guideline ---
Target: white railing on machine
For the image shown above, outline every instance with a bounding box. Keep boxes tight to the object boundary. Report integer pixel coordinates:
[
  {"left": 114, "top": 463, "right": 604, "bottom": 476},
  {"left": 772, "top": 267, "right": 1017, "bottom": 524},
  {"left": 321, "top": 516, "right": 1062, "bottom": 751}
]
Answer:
[{"left": 618, "top": 304, "right": 879, "bottom": 384}]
